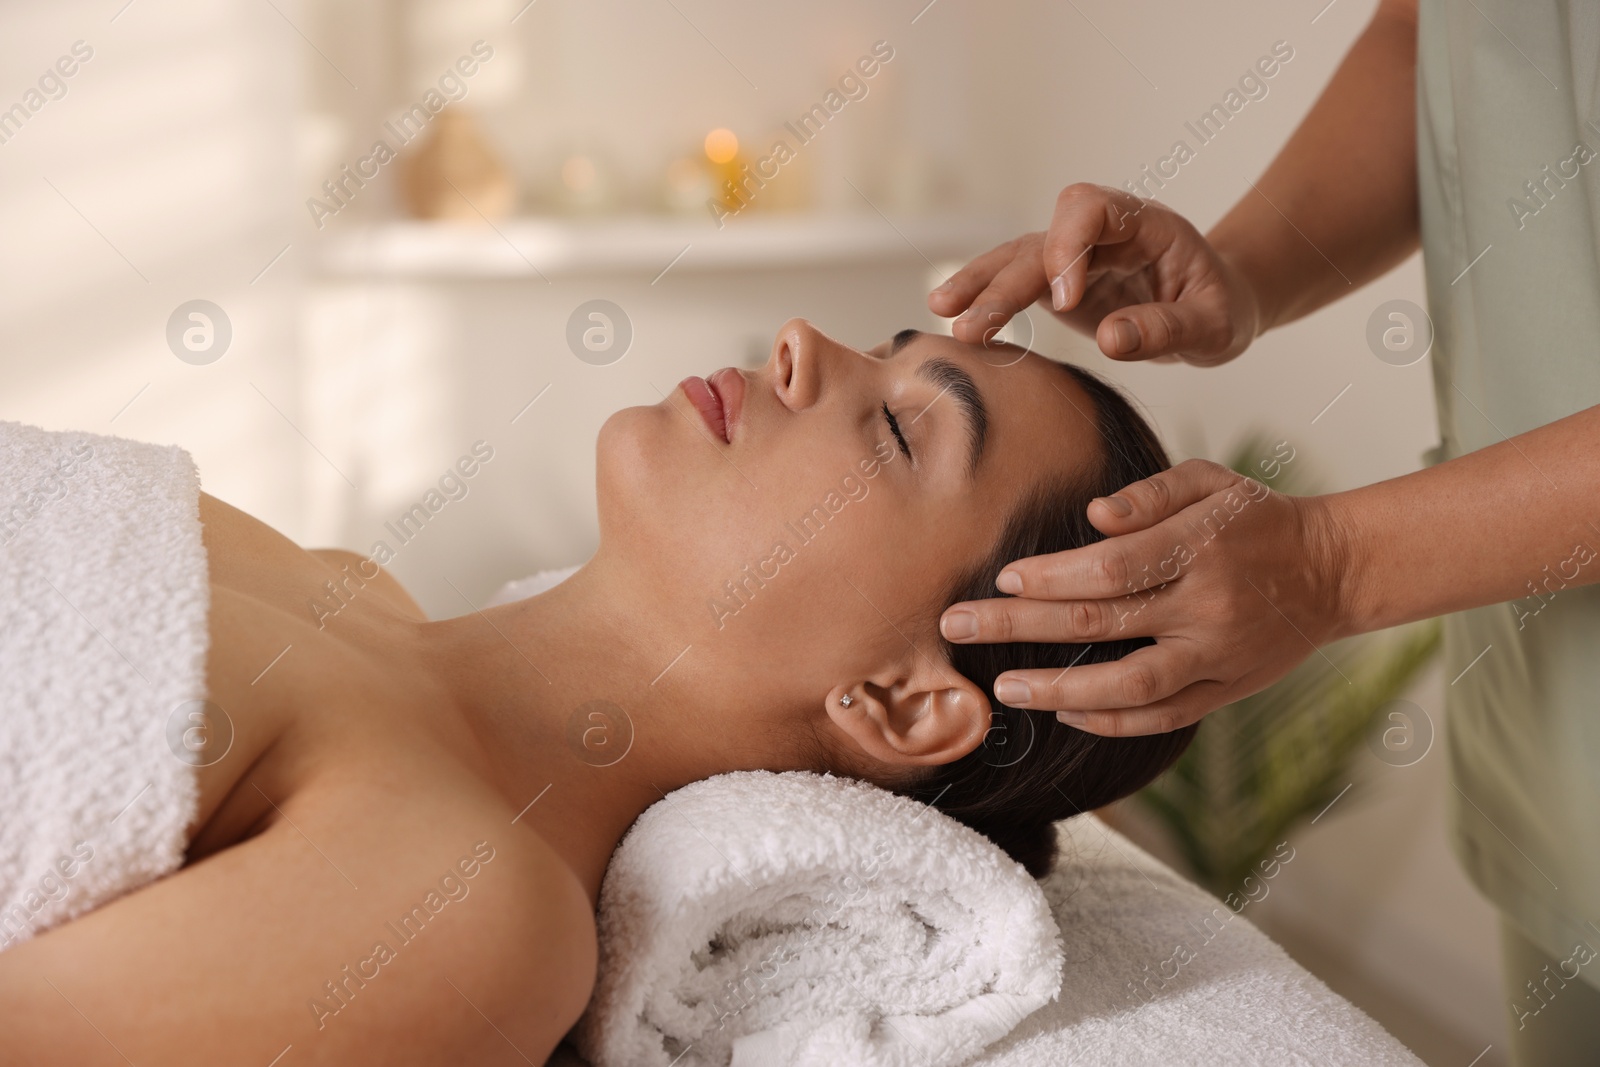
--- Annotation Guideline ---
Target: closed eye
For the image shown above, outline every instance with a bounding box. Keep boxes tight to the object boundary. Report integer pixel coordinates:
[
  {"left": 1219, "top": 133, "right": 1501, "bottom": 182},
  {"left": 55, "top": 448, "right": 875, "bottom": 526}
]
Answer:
[{"left": 882, "top": 402, "right": 913, "bottom": 462}]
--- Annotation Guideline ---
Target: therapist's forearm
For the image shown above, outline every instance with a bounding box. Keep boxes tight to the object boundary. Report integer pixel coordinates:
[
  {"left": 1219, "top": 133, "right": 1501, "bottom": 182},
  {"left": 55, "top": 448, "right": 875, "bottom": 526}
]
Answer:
[
  {"left": 1326, "top": 403, "right": 1600, "bottom": 638},
  {"left": 1206, "top": 0, "right": 1420, "bottom": 336}
]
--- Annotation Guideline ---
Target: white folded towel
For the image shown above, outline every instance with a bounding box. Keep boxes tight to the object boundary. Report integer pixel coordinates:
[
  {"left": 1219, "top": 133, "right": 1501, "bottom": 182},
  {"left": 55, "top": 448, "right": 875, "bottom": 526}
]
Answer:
[
  {"left": 571, "top": 770, "right": 1064, "bottom": 1067},
  {"left": 0, "top": 421, "right": 207, "bottom": 951}
]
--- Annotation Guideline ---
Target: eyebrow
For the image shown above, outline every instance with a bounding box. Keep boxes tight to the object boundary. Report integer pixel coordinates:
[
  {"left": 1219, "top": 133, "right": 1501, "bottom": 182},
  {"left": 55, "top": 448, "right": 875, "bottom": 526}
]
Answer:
[{"left": 889, "top": 330, "right": 988, "bottom": 476}]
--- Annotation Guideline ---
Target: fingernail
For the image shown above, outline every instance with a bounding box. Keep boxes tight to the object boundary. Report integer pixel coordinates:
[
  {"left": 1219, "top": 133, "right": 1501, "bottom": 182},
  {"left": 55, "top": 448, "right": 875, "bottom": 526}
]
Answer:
[
  {"left": 1112, "top": 319, "right": 1140, "bottom": 354},
  {"left": 1050, "top": 276, "right": 1067, "bottom": 310},
  {"left": 994, "top": 678, "right": 1031, "bottom": 706},
  {"left": 954, "top": 311, "right": 974, "bottom": 329},
  {"left": 934, "top": 278, "right": 953, "bottom": 292},
  {"left": 996, "top": 570, "right": 1023, "bottom": 595},
  {"left": 941, "top": 609, "right": 977, "bottom": 640},
  {"left": 1094, "top": 494, "right": 1132, "bottom": 517},
  {"left": 1057, "top": 711, "right": 1087, "bottom": 727}
]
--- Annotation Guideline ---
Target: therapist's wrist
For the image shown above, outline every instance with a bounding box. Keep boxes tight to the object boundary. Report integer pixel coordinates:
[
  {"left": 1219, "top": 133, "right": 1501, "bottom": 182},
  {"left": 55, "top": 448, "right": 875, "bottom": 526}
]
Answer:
[
  {"left": 1207, "top": 223, "right": 1285, "bottom": 340},
  {"left": 1302, "top": 489, "right": 1377, "bottom": 642}
]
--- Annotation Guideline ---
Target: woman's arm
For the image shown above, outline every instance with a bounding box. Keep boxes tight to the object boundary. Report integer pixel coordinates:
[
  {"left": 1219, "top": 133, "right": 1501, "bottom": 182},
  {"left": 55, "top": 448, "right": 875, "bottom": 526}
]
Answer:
[
  {"left": 1206, "top": 0, "right": 1421, "bottom": 334},
  {"left": 0, "top": 795, "right": 594, "bottom": 1065}
]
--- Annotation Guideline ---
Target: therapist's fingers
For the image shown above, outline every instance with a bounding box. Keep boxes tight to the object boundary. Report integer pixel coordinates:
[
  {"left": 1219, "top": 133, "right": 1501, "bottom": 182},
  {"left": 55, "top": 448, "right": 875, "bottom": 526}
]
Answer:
[
  {"left": 1041, "top": 183, "right": 1156, "bottom": 310},
  {"left": 1083, "top": 459, "right": 1247, "bottom": 538},
  {"left": 929, "top": 244, "right": 1004, "bottom": 314},
  {"left": 989, "top": 522, "right": 1179, "bottom": 602},
  {"left": 940, "top": 589, "right": 1167, "bottom": 645},
  {"left": 928, "top": 237, "right": 1033, "bottom": 318},
  {"left": 1054, "top": 681, "right": 1226, "bottom": 737},
  {"left": 947, "top": 477, "right": 1348, "bottom": 736},
  {"left": 985, "top": 463, "right": 1254, "bottom": 607},
  {"left": 951, "top": 254, "right": 1052, "bottom": 345},
  {"left": 930, "top": 235, "right": 1051, "bottom": 344},
  {"left": 990, "top": 643, "right": 1210, "bottom": 722},
  {"left": 1093, "top": 294, "right": 1234, "bottom": 363}
]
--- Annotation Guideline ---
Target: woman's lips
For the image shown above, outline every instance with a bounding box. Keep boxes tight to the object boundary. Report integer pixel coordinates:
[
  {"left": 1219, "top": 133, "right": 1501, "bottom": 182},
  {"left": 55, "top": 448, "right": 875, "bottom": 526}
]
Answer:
[
  {"left": 678, "top": 369, "right": 743, "bottom": 444},
  {"left": 707, "top": 368, "right": 744, "bottom": 441}
]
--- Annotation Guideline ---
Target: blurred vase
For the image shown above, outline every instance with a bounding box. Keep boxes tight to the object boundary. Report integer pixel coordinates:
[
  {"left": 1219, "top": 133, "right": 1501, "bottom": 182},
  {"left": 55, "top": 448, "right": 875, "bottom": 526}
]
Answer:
[
  {"left": 400, "top": 109, "right": 517, "bottom": 222},
  {"left": 554, "top": 150, "right": 620, "bottom": 215}
]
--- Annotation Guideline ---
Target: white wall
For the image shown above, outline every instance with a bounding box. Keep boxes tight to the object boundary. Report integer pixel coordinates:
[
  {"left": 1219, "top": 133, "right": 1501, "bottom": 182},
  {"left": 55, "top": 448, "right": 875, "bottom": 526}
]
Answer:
[{"left": 0, "top": 0, "right": 304, "bottom": 531}]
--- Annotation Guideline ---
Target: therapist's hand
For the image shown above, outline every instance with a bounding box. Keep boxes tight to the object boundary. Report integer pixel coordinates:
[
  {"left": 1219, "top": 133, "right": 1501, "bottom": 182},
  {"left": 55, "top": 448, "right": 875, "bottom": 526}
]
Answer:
[
  {"left": 938, "top": 460, "right": 1354, "bottom": 736},
  {"left": 929, "top": 183, "right": 1261, "bottom": 366}
]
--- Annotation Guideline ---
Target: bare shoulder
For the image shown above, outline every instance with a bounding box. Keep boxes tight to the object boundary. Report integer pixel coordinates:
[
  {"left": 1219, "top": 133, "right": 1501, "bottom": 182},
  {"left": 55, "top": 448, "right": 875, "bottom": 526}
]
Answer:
[
  {"left": 0, "top": 775, "right": 595, "bottom": 1066},
  {"left": 308, "top": 547, "right": 427, "bottom": 620},
  {"left": 196, "top": 491, "right": 426, "bottom": 621}
]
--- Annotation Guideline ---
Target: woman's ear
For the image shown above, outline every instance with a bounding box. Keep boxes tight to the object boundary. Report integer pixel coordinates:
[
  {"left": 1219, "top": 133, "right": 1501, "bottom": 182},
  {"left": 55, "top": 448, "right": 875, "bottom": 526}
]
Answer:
[{"left": 825, "top": 659, "right": 990, "bottom": 768}]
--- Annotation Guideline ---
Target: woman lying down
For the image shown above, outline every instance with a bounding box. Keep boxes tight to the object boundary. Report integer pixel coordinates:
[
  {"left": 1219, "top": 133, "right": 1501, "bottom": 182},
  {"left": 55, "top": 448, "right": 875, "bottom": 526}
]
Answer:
[{"left": 0, "top": 318, "right": 1195, "bottom": 1064}]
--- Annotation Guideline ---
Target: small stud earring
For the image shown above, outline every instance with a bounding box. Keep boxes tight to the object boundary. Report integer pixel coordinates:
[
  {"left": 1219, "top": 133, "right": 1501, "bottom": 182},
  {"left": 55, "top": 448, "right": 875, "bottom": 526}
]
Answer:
[{"left": 839, "top": 694, "right": 854, "bottom": 708}]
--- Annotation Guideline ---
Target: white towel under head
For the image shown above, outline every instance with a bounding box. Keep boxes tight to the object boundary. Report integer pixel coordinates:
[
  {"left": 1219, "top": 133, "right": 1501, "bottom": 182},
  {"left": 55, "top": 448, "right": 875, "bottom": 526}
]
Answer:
[{"left": 572, "top": 770, "right": 1064, "bottom": 1067}]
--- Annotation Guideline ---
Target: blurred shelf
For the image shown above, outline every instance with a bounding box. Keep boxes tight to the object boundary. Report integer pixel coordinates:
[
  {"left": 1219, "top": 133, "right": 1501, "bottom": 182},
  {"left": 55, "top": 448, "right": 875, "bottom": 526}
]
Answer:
[{"left": 314, "top": 213, "right": 1011, "bottom": 279}]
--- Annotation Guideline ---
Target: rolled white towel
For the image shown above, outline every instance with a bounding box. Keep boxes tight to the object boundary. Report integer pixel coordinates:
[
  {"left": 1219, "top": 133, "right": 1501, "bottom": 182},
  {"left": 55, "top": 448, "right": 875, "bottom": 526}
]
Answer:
[{"left": 572, "top": 770, "right": 1064, "bottom": 1067}]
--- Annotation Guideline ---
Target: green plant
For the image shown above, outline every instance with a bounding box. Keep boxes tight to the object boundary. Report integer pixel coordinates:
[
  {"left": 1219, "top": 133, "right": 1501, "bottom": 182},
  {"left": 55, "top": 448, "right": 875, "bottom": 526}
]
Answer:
[{"left": 1133, "top": 433, "right": 1441, "bottom": 896}]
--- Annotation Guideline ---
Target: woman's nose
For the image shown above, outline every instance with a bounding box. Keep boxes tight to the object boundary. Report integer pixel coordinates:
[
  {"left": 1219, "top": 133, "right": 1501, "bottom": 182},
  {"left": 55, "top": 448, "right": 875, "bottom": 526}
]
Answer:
[{"left": 769, "top": 318, "right": 822, "bottom": 411}]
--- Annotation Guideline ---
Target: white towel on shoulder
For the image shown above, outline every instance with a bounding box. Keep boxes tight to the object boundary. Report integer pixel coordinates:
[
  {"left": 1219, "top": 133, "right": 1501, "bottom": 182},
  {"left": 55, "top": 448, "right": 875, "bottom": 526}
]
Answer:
[
  {"left": 572, "top": 770, "right": 1064, "bottom": 1067},
  {"left": 0, "top": 420, "right": 207, "bottom": 951}
]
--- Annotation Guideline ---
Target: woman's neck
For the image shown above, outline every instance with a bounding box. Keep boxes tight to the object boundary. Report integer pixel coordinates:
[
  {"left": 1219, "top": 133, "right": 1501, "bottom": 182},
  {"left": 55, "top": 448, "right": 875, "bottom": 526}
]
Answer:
[{"left": 421, "top": 557, "right": 811, "bottom": 902}]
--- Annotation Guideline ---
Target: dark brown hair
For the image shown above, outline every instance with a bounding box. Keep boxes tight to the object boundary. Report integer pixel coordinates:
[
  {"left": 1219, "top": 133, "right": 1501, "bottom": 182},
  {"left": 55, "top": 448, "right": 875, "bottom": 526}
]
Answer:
[{"left": 896, "top": 360, "right": 1197, "bottom": 877}]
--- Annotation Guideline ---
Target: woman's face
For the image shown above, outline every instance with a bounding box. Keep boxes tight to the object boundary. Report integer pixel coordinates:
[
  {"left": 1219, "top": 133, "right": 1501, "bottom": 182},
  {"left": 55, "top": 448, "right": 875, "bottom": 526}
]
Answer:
[{"left": 595, "top": 318, "right": 1105, "bottom": 757}]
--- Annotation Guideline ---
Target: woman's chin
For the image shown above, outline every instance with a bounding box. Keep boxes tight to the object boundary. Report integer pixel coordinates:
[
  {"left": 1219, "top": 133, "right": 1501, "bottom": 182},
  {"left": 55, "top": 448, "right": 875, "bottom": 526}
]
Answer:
[
  {"left": 594, "top": 404, "right": 769, "bottom": 611},
  {"left": 595, "top": 404, "right": 656, "bottom": 502},
  {"left": 594, "top": 404, "right": 698, "bottom": 544}
]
